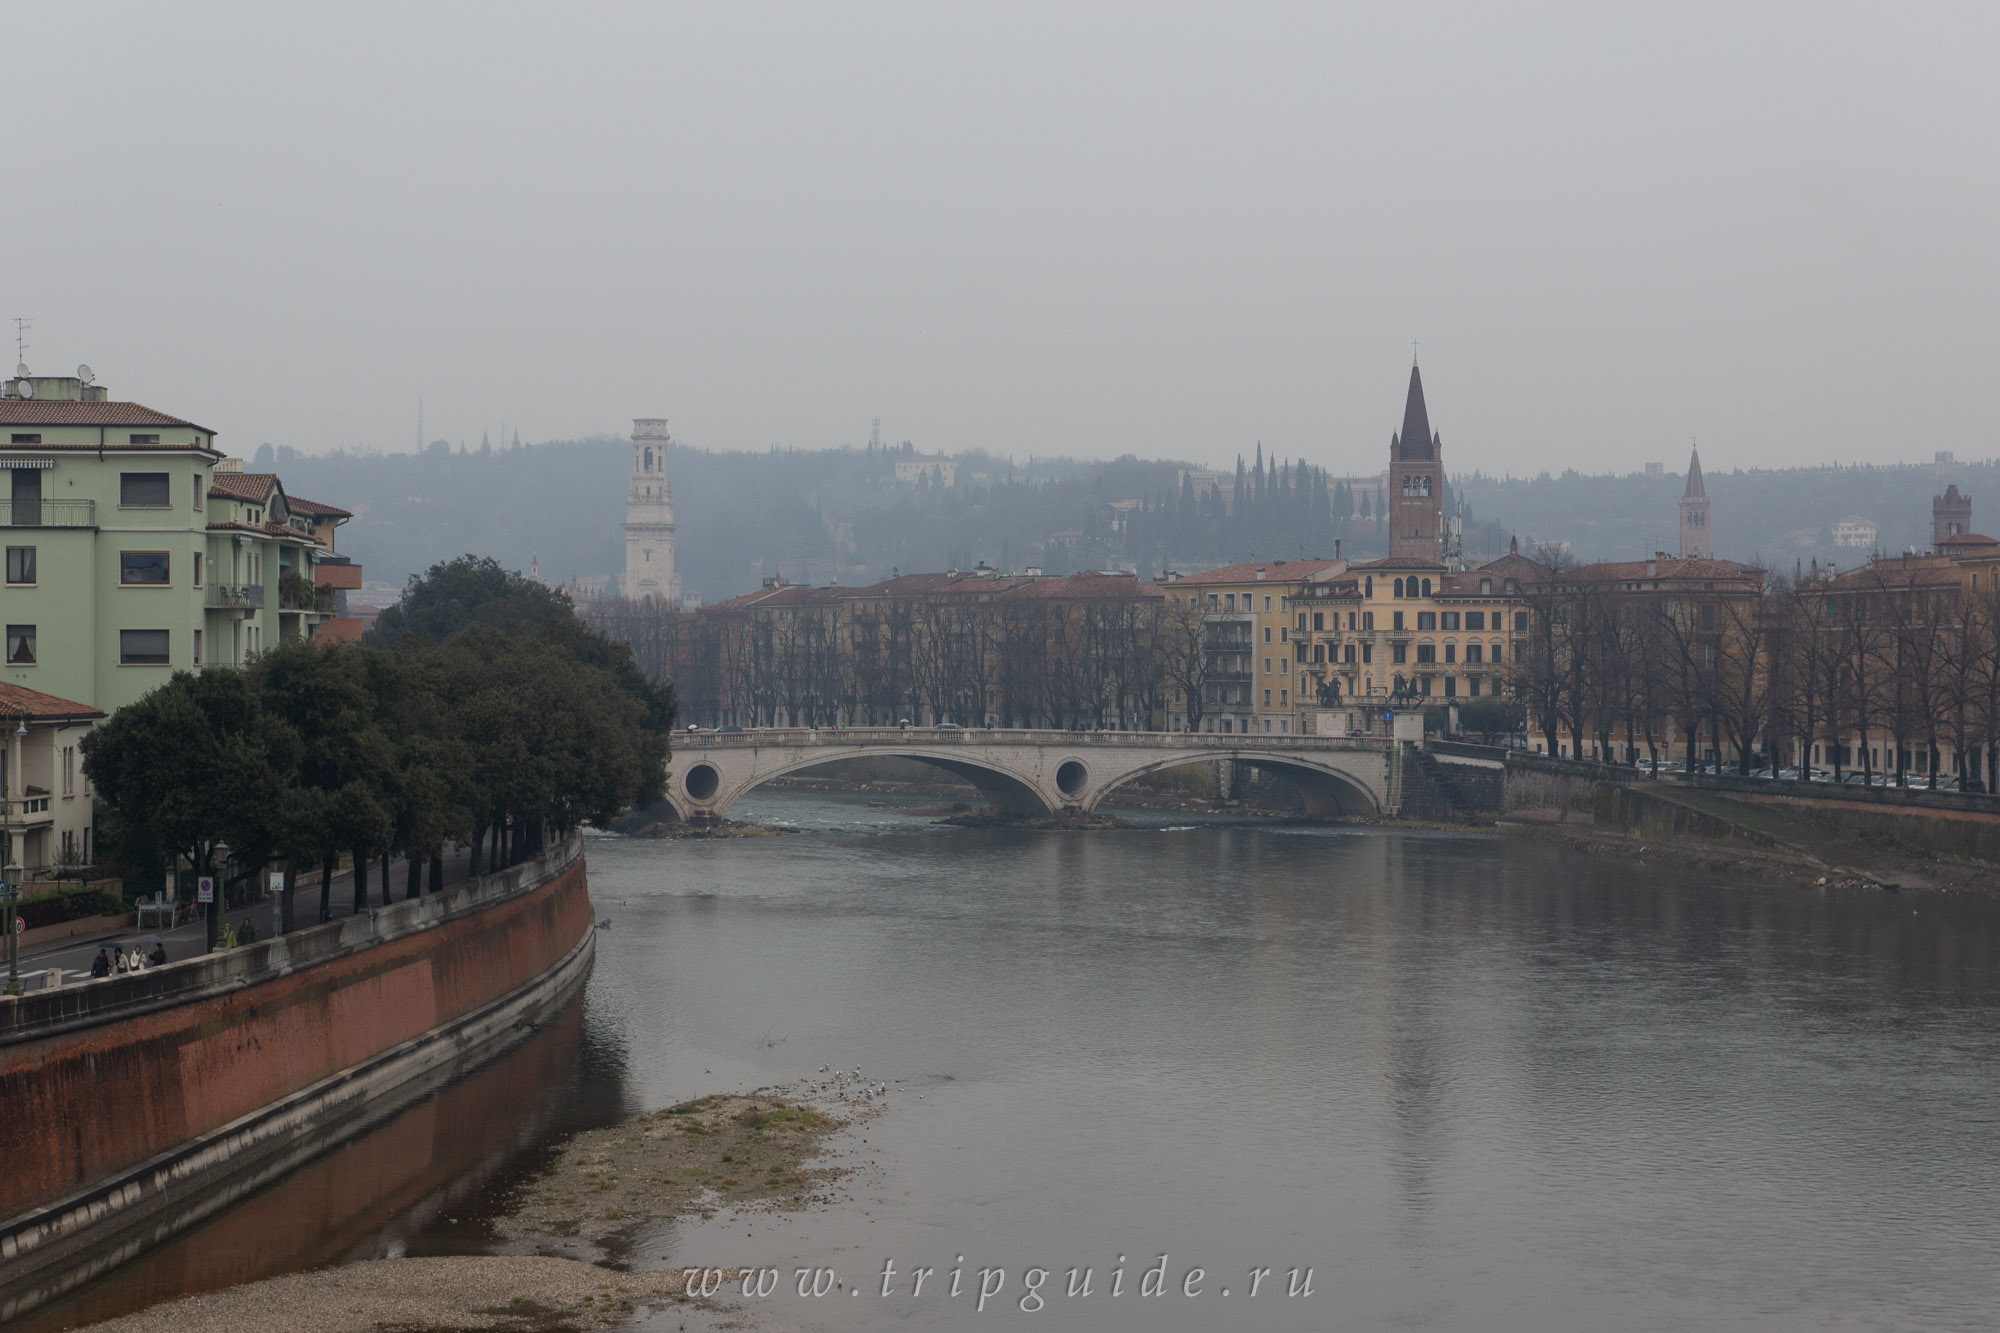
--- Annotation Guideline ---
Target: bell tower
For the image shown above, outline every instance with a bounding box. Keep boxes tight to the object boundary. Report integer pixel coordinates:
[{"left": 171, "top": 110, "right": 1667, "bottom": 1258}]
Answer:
[
  {"left": 1679, "top": 447, "right": 1710, "bottom": 559},
  {"left": 1388, "top": 361, "right": 1445, "bottom": 563},
  {"left": 623, "top": 418, "right": 680, "bottom": 602}
]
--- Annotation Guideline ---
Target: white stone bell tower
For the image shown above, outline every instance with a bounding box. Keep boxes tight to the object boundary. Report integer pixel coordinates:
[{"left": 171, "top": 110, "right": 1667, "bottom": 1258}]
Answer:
[{"left": 623, "top": 418, "right": 680, "bottom": 602}]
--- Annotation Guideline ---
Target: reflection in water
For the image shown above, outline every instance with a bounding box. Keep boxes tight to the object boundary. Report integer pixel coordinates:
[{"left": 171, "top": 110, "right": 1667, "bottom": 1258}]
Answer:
[
  {"left": 11, "top": 991, "right": 631, "bottom": 1333},
  {"left": 20, "top": 789, "right": 2000, "bottom": 1333}
]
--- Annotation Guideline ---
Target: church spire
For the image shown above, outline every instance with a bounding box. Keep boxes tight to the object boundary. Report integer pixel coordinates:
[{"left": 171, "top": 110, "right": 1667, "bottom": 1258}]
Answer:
[
  {"left": 1684, "top": 445, "right": 1706, "bottom": 498},
  {"left": 1395, "top": 363, "right": 1434, "bottom": 461}
]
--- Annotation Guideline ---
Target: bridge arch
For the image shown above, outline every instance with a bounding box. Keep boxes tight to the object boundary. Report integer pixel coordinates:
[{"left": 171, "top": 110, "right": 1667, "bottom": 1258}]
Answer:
[
  {"left": 1081, "top": 750, "right": 1381, "bottom": 818},
  {"left": 667, "top": 747, "right": 1055, "bottom": 821}
]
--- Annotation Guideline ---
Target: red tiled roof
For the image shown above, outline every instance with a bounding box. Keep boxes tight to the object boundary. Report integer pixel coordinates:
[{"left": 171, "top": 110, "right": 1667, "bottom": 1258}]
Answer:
[
  {"left": 1171, "top": 558, "right": 1343, "bottom": 585},
  {"left": 1574, "top": 557, "right": 1764, "bottom": 584},
  {"left": 286, "top": 495, "right": 352, "bottom": 518},
  {"left": 0, "top": 400, "right": 214, "bottom": 434},
  {"left": 996, "top": 572, "right": 1162, "bottom": 600},
  {"left": 208, "top": 471, "right": 278, "bottom": 502},
  {"left": 0, "top": 683, "right": 104, "bottom": 721}
]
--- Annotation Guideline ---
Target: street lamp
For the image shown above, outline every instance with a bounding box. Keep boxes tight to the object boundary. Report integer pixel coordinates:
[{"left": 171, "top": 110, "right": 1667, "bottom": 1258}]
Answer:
[{"left": 4, "top": 713, "right": 25, "bottom": 994}]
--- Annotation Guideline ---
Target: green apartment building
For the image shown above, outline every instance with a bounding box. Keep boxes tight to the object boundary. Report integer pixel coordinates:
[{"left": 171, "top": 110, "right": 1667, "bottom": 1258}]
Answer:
[{"left": 0, "top": 368, "right": 360, "bottom": 726}]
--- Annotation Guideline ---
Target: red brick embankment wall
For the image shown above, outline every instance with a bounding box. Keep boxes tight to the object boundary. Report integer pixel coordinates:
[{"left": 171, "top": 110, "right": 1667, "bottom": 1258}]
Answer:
[{"left": 0, "top": 837, "right": 592, "bottom": 1245}]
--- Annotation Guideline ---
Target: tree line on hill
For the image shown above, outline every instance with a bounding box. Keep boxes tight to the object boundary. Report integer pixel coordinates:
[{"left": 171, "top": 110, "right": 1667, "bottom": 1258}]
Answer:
[{"left": 82, "top": 558, "right": 675, "bottom": 947}]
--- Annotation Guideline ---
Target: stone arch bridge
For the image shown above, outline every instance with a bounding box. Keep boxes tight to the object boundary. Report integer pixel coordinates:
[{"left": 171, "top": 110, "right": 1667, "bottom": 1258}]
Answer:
[{"left": 665, "top": 728, "right": 1413, "bottom": 821}]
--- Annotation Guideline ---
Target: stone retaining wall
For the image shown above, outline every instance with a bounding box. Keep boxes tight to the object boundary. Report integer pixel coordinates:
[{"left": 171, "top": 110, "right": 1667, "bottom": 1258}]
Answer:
[{"left": 0, "top": 837, "right": 592, "bottom": 1288}]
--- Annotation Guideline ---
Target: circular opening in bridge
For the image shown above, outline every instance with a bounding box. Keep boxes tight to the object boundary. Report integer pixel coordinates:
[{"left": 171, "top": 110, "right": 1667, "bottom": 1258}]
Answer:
[
  {"left": 684, "top": 763, "right": 721, "bottom": 801},
  {"left": 1056, "top": 760, "right": 1088, "bottom": 797}
]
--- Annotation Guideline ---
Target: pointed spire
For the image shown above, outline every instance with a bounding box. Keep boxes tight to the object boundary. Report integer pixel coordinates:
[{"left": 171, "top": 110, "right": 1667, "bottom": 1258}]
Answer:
[
  {"left": 1396, "top": 364, "right": 1434, "bottom": 460},
  {"left": 1684, "top": 446, "right": 1706, "bottom": 498}
]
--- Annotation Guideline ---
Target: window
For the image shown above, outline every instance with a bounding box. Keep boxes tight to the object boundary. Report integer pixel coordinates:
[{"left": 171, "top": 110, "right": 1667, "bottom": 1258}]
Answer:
[
  {"left": 1513, "top": 611, "right": 1528, "bottom": 632},
  {"left": 1313, "top": 612, "right": 1324, "bottom": 631},
  {"left": 1279, "top": 626, "right": 1288, "bottom": 642},
  {"left": 1344, "top": 644, "right": 1356, "bottom": 664},
  {"left": 1361, "top": 612, "right": 1373, "bottom": 631},
  {"left": 121, "top": 551, "right": 171, "bottom": 584},
  {"left": 1208, "top": 594, "right": 1219, "bottom": 610},
  {"left": 1393, "top": 611, "right": 1405, "bottom": 632},
  {"left": 193, "top": 552, "right": 203, "bottom": 586},
  {"left": 1469, "top": 676, "right": 1482, "bottom": 697},
  {"left": 1466, "top": 611, "right": 1484, "bottom": 631},
  {"left": 5, "top": 624, "right": 34, "bottom": 664},
  {"left": 120, "top": 472, "right": 171, "bottom": 507},
  {"left": 120, "top": 629, "right": 170, "bottom": 664},
  {"left": 1700, "top": 604, "right": 1717, "bottom": 630},
  {"left": 9, "top": 434, "right": 41, "bottom": 444},
  {"left": 1445, "top": 642, "right": 1458, "bottom": 663},
  {"left": 5, "top": 546, "right": 33, "bottom": 584},
  {"left": 1416, "top": 644, "right": 1435, "bottom": 664},
  {"left": 1480, "top": 579, "right": 1492, "bottom": 595},
  {"left": 1441, "top": 612, "right": 1459, "bottom": 630},
  {"left": 129, "top": 433, "right": 161, "bottom": 445},
  {"left": 1422, "top": 578, "right": 1432, "bottom": 596},
  {"left": 1263, "top": 657, "right": 1271, "bottom": 674},
  {"left": 193, "top": 628, "right": 203, "bottom": 665},
  {"left": 1417, "top": 612, "right": 1436, "bottom": 631},
  {"left": 1494, "top": 640, "right": 1506, "bottom": 661},
  {"left": 1314, "top": 644, "right": 1325, "bottom": 663},
  {"left": 1224, "top": 593, "right": 1235, "bottom": 611},
  {"left": 1364, "top": 577, "right": 1373, "bottom": 597},
  {"left": 1467, "top": 641, "right": 1483, "bottom": 664},
  {"left": 1394, "top": 578, "right": 1404, "bottom": 598},
  {"left": 1444, "top": 675, "right": 1457, "bottom": 698},
  {"left": 1360, "top": 644, "right": 1372, "bottom": 664},
  {"left": 1280, "top": 689, "right": 1288, "bottom": 705},
  {"left": 1263, "top": 626, "right": 1271, "bottom": 643},
  {"left": 1392, "top": 643, "right": 1407, "bottom": 664},
  {"left": 1279, "top": 659, "right": 1288, "bottom": 675},
  {"left": 1263, "top": 689, "right": 1271, "bottom": 705},
  {"left": 62, "top": 745, "right": 75, "bottom": 796},
  {"left": 192, "top": 474, "right": 204, "bottom": 509},
  {"left": 1263, "top": 596, "right": 1271, "bottom": 611},
  {"left": 1347, "top": 612, "right": 1356, "bottom": 630}
]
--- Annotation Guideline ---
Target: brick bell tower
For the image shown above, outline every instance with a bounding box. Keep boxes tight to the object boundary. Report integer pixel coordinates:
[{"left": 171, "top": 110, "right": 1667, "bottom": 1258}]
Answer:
[
  {"left": 1388, "top": 360, "right": 1445, "bottom": 562},
  {"left": 1935, "top": 484, "right": 1971, "bottom": 545},
  {"left": 1679, "top": 446, "right": 1710, "bottom": 559}
]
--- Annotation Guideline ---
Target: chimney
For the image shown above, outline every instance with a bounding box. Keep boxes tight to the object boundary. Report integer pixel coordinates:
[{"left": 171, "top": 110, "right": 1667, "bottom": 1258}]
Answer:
[
  {"left": 1645, "top": 558, "right": 1657, "bottom": 578},
  {"left": 1334, "top": 539, "right": 1342, "bottom": 559}
]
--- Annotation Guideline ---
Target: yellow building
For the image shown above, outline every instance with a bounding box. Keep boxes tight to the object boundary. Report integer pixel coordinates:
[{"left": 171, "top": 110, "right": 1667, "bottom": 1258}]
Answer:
[{"left": 1165, "top": 559, "right": 1345, "bottom": 734}]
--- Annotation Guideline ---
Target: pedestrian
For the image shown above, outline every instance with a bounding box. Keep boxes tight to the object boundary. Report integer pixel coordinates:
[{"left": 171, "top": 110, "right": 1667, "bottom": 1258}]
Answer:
[
  {"left": 238, "top": 918, "right": 257, "bottom": 945},
  {"left": 91, "top": 948, "right": 112, "bottom": 978},
  {"left": 128, "top": 946, "right": 144, "bottom": 971},
  {"left": 222, "top": 922, "right": 237, "bottom": 949},
  {"left": 114, "top": 948, "right": 128, "bottom": 974},
  {"left": 149, "top": 941, "right": 168, "bottom": 968}
]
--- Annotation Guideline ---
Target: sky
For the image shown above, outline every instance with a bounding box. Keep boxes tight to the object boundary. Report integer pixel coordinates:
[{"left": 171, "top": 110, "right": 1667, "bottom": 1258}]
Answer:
[{"left": 11, "top": 1, "right": 1998, "bottom": 477}]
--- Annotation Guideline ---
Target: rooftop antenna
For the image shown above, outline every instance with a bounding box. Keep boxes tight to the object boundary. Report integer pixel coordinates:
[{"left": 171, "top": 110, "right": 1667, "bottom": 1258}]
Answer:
[
  {"left": 1411, "top": 336, "right": 1419, "bottom": 366},
  {"left": 14, "top": 317, "right": 30, "bottom": 377}
]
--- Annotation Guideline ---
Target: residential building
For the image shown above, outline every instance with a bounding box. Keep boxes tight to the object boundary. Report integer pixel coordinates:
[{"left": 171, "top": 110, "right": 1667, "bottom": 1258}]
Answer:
[
  {"left": 893, "top": 455, "right": 959, "bottom": 487},
  {"left": 1, "top": 369, "right": 358, "bottom": 717},
  {"left": 1165, "top": 559, "right": 1345, "bottom": 734},
  {"left": 0, "top": 682, "right": 104, "bottom": 874},
  {"left": 1831, "top": 515, "right": 1878, "bottom": 549}
]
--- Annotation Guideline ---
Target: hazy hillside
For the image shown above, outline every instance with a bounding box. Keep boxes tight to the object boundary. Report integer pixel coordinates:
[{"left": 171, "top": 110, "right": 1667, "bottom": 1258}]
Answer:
[{"left": 256, "top": 435, "right": 1999, "bottom": 602}]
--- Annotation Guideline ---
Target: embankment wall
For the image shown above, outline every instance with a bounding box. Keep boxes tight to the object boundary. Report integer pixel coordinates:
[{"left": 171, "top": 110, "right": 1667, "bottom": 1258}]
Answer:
[{"left": 0, "top": 837, "right": 592, "bottom": 1285}]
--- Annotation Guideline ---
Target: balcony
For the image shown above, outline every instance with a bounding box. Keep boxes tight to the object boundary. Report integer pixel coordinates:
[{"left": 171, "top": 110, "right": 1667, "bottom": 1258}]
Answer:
[
  {"left": 0, "top": 499, "right": 95, "bottom": 528},
  {"left": 206, "top": 582, "right": 266, "bottom": 611}
]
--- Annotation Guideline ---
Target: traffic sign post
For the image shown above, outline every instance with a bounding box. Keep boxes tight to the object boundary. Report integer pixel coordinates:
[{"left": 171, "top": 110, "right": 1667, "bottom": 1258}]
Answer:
[{"left": 197, "top": 876, "right": 214, "bottom": 904}]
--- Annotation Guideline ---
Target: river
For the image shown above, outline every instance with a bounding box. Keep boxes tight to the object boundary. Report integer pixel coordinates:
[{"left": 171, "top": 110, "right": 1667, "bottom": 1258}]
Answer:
[{"left": 22, "top": 788, "right": 2000, "bottom": 1331}]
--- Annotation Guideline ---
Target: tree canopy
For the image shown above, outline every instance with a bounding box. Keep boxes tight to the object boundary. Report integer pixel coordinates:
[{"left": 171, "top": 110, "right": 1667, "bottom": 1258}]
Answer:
[{"left": 84, "top": 556, "right": 675, "bottom": 926}]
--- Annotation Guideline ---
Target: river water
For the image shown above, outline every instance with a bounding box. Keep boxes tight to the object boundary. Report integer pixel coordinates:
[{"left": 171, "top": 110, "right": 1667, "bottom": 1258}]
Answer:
[{"left": 22, "top": 788, "right": 2000, "bottom": 1331}]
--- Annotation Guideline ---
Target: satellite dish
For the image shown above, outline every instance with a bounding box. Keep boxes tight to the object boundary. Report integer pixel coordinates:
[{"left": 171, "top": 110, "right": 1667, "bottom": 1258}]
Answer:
[
  {"left": 13, "top": 363, "right": 27, "bottom": 378},
  {"left": 16, "top": 380, "right": 32, "bottom": 398},
  {"left": 76, "top": 364, "right": 94, "bottom": 385}
]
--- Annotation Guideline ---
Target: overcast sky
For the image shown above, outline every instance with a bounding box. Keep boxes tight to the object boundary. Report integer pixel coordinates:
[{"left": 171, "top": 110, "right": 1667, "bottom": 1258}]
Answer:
[{"left": 13, "top": 2, "right": 1996, "bottom": 477}]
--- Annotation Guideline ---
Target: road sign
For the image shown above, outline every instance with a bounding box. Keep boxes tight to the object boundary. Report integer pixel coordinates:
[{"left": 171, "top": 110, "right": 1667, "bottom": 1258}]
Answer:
[
  {"left": 197, "top": 876, "right": 215, "bottom": 904},
  {"left": 12, "top": 917, "right": 21, "bottom": 935}
]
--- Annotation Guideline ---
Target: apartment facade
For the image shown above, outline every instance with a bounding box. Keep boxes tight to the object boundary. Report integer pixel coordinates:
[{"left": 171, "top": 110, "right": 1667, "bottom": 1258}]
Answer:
[
  {"left": 1, "top": 371, "right": 357, "bottom": 718},
  {"left": 1166, "top": 559, "right": 1345, "bottom": 734}
]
